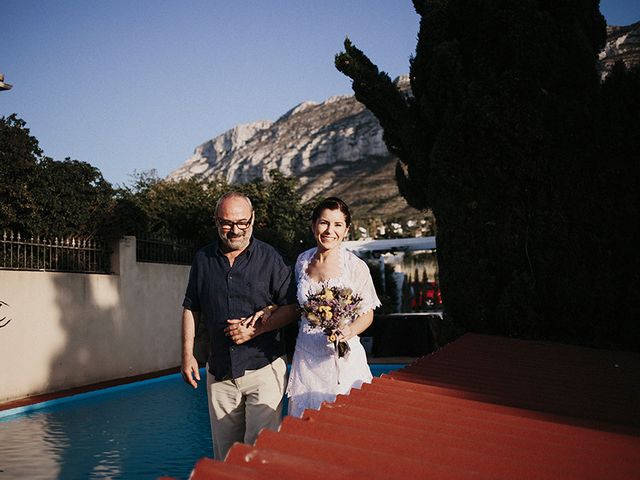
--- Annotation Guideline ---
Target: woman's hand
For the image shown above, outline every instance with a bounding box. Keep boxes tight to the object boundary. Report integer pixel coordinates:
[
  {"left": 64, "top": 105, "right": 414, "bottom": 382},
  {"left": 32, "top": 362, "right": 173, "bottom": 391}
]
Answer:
[
  {"left": 337, "top": 310, "right": 374, "bottom": 342},
  {"left": 337, "top": 324, "right": 355, "bottom": 342},
  {"left": 225, "top": 318, "right": 257, "bottom": 345},
  {"left": 243, "top": 304, "right": 278, "bottom": 328}
]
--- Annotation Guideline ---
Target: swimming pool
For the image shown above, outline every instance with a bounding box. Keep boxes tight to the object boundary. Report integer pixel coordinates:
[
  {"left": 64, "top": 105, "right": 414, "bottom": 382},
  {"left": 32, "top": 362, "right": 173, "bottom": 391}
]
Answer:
[{"left": 0, "top": 364, "right": 403, "bottom": 480}]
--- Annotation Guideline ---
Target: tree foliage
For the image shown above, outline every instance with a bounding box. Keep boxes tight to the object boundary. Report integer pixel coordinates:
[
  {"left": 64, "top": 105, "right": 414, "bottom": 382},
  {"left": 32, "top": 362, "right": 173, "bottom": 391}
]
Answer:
[
  {"left": 1, "top": 114, "right": 118, "bottom": 239},
  {"left": 1, "top": 115, "right": 313, "bottom": 259},
  {"left": 119, "top": 169, "right": 313, "bottom": 261},
  {"left": 242, "top": 170, "right": 314, "bottom": 261},
  {"left": 31, "top": 157, "right": 115, "bottom": 238},
  {"left": 118, "top": 170, "right": 222, "bottom": 245},
  {"left": 336, "top": 0, "right": 640, "bottom": 349},
  {"left": 0, "top": 114, "right": 42, "bottom": 232}
]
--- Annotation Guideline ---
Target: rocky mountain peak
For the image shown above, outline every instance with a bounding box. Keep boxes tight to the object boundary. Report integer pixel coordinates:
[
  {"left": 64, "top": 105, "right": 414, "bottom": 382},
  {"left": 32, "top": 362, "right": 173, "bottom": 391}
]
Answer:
[
  {"left": 598, "top": 21, "right": 640, "bottom": 80},
  {"left": 168, "top": 83, "right": 394, "bottom": 210}
]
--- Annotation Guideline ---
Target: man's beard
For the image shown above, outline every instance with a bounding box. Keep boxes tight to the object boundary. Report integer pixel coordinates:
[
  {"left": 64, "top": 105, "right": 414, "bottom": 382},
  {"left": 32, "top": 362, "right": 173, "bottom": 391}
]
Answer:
[{"left": 220, "top": 230, "right": 251, "bottom": 251}]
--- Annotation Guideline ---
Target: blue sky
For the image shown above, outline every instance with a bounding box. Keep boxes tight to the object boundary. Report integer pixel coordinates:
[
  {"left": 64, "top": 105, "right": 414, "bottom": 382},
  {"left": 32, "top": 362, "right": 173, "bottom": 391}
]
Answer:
[{"left": 1, "top": 1, "right": 638, "bottom": 187}]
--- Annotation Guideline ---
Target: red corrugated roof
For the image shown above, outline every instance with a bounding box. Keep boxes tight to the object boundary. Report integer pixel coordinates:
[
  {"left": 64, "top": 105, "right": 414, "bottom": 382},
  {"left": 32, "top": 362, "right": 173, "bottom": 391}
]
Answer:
[{"left": 178, "top": 333, "right": 640, "bottom": 480}]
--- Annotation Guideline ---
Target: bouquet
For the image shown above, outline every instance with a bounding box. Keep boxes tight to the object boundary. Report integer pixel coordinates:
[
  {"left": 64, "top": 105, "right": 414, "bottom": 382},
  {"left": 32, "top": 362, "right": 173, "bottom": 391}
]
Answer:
[{"left": 302, "top": 284, "right": 362, "bottom": 358}]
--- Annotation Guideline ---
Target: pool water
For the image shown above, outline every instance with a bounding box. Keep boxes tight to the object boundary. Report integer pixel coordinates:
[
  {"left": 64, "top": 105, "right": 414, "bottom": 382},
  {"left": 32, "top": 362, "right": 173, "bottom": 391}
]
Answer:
[{"left": 0, "top": 364, "right": 402, "bottom": 480}]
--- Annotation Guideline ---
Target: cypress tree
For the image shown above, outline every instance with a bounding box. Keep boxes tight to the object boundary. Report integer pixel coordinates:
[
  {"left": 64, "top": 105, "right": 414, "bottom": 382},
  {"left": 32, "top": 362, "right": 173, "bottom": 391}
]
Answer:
[{"left": 336, "top": 0, "right": 640, "bottom": 349}]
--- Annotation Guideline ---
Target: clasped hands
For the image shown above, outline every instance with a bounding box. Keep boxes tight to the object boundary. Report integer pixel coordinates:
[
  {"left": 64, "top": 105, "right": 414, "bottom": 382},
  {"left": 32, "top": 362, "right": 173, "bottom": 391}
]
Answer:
[{"left": 224, "top": 305, "right": 277, "bottom": 345}]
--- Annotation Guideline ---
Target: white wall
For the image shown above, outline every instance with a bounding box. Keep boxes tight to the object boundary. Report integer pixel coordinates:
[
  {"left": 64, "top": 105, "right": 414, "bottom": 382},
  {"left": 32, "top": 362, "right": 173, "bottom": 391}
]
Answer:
[{"left": 0, "top": 236, "right": 190, "bottom": 403}]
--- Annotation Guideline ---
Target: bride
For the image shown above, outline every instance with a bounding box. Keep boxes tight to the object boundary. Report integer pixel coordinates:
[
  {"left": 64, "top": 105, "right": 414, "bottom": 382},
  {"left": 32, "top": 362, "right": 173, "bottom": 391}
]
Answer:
[{"left": 286, "top": 197, "right": 381, "bottom": 418}]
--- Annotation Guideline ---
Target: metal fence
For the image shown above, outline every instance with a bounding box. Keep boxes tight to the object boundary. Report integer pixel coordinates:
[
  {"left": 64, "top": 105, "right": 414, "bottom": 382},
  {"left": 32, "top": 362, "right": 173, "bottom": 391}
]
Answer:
[
  {"left": 136, "top": 234, "right": 199, "bottom": 265},
  {"left": 1, "top": 230, "right": 111, "bottom": 273}
]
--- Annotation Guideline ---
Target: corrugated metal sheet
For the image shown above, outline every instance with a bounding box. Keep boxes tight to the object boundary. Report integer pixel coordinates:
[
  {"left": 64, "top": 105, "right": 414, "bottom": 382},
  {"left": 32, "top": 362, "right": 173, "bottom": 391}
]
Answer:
[{"left": 179, "top": 333, "right": 640, "bottom": 480}]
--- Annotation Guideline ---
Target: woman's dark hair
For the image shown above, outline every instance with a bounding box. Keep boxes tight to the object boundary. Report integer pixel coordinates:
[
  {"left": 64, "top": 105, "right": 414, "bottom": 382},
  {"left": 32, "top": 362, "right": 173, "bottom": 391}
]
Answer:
[{"left": 311, "top": 197, "right": 351, "bottom": 226}]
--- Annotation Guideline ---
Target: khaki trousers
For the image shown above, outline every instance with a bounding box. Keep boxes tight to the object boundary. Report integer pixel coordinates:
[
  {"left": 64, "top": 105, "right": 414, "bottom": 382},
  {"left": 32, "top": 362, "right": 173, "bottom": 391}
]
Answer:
[{"left": 206, "top": 356, "right": 287, "bottom": 460}]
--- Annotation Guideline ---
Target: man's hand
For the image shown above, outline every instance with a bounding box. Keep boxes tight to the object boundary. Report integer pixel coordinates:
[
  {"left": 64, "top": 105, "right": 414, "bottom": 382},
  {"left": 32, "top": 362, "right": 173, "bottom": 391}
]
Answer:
[
  {"left": 224, "top": 304, "right": 295, "bottom": 345},
  {"left": 225, "top": 318, "right": 258, "bottom": 345},
  {"left": 181, "top": 354, "right": 200, "bottom": 388},
  {"left": 181, "top": 308, "right": 201, "bottom": 388}
]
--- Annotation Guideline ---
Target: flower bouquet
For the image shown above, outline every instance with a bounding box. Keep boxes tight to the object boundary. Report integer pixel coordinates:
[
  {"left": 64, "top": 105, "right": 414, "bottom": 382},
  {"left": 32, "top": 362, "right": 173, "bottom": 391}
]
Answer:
[{"left": 302, "top": 284, "right": 362, "bottom": 358}]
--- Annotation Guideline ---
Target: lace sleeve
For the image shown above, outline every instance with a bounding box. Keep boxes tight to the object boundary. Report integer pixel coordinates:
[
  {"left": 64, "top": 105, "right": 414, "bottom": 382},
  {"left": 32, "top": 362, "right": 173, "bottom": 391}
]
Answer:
[
  {"left": 347, "top": 251, "right": 381, "bottom": 314},
  {"left": 295, "top": 248, "right": 315, "bottom": 306}
]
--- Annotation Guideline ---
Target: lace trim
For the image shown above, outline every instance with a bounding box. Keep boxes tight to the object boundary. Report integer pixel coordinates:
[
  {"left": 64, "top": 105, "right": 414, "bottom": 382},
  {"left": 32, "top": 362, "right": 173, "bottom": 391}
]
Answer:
[{"left": 297, "top": 246, "right": 347, "bottom": 304}]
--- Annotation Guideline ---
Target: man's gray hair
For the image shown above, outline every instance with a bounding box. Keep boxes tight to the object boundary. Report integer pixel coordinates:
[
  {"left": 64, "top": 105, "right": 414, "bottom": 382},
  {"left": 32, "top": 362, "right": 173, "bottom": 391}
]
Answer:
[{"left": 215, "top": 191, "right": 253, "bottom": 216}]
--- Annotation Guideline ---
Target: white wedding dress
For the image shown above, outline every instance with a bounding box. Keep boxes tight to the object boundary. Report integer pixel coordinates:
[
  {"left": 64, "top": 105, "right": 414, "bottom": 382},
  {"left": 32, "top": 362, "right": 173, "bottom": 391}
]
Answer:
[{"left": 286, "top": 246, "right": 381, "bottom": 418}]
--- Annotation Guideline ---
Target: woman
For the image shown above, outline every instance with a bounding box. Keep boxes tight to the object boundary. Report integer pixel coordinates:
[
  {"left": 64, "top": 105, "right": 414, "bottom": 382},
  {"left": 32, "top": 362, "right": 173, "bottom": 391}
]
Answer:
[{"left": 286, "top": 197, "right": 380, "bottom": 418}]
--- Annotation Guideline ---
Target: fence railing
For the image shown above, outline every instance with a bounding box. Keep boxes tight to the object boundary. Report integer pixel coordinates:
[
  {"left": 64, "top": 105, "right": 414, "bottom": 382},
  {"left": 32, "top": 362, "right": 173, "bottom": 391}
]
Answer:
[
  {"left": 136, "top": 234, "right": 199, "bottom": 265},
  {"left": 1, "top": 231, "right": 111, "bottom": 273}
]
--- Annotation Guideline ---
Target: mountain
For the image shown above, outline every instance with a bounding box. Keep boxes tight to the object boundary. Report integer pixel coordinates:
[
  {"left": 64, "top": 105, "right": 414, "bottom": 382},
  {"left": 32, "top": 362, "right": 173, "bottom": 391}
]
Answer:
[
  {"left": 169, "top": 23, "right": 639, "bottom": 221},
  {"left": 168, "top": 76, "right": 420, "bottom": 221},
  {"left": 598, "top": 21, "right": 640, "bottom": 80}
]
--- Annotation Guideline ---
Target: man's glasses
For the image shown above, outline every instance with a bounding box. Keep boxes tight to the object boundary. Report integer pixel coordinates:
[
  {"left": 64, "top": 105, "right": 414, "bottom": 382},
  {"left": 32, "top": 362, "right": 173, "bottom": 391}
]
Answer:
[{"left": 216, "top": 213, "right": 253, "bottom": 231}]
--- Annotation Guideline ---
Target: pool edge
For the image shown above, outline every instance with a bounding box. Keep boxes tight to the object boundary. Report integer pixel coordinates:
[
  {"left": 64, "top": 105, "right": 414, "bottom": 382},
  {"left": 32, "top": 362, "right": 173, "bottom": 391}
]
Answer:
[
  {"left": 0, "top": 366, "right": 181, "bottom": 419},
  {"left": 0, "top": 361, "right": 410, "bottom": 420}
]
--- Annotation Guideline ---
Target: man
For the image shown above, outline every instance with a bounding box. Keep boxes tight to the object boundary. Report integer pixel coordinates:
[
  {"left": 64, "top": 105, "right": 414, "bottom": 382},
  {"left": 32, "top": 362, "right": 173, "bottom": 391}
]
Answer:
[{"left": 180, "top": 191, "right": 298, "bottom": 460}]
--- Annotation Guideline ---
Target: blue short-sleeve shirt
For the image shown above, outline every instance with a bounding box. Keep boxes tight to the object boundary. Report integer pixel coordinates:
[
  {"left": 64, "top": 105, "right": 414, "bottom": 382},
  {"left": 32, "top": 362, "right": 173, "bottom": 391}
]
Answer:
[{"left": 183, "top": 237, "right": 296, "bottom": 381}]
